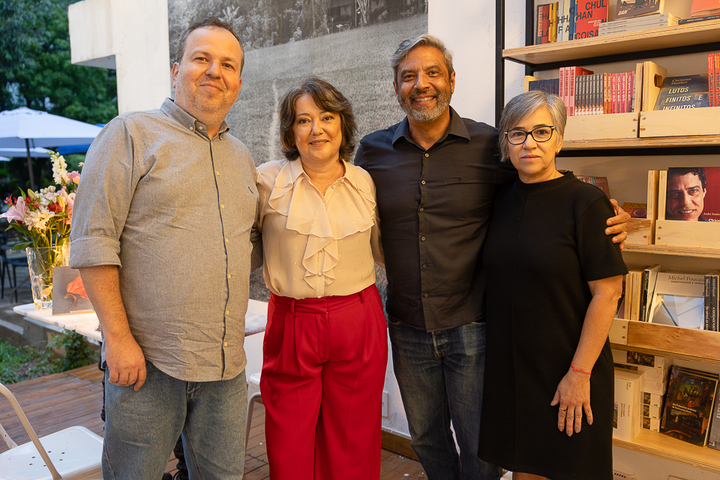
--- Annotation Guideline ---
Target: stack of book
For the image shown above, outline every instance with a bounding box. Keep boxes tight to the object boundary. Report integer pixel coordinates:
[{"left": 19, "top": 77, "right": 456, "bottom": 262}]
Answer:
[
  {"left": 599, "top": 12, "right": 679, "bottom": 35},
  {"left": 526, "top": 67, "right": 638, "bottom": 116},
  {"left": 614, "top": 367, "right": 643, "bottom": 441},
  {"left": 618, "top": 267, "right": 720, "bottom": 331},
  {"left": 614, "top": 350, "right": 673, "bottom": 433},
  {"left": 535, "top": 0, "right": 608, "bottom": 44}
]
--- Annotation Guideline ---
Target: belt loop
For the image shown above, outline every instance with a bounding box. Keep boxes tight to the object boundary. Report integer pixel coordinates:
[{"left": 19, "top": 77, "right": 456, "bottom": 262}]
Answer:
[{"left": 291, "top": 298, "right": 296, "bottom": 316}]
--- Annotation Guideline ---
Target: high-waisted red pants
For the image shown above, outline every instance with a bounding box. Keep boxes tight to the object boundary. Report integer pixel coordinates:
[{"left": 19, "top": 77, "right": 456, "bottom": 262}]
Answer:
[{"left": 260, "top": 284, "right": 388, "bottom": 480}]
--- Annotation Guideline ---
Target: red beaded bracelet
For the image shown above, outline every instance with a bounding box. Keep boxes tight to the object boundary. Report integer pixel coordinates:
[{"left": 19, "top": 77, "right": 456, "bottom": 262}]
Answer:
[{"left": 571, "top": 363, "right": 591, "bottom": 375}]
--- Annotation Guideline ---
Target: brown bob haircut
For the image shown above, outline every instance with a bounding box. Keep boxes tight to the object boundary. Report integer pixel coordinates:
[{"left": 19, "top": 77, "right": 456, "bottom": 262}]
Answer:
[{"left": 279, "top": 77, "right": 357, "bottom": 161}]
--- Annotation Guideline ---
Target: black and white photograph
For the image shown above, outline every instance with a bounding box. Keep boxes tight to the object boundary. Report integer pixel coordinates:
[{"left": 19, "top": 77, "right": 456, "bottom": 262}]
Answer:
[{"left": 169, "top": 0, "right": 428, "bottom": 165}]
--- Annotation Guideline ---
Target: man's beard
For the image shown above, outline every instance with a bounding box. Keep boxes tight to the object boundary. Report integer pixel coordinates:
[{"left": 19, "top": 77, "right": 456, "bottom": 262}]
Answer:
[{"left": 400, "top": 88, "right": 452, "bottom": 123}]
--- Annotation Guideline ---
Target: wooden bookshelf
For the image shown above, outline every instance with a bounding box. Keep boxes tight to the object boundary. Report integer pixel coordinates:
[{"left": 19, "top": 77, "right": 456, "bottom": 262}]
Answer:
[
  {"left": 611, "top": 320, "right": 720, "bottom": 365},
  {"left": 501, "top": 3, "right": 720, "bottom": 473},
  {"left": 623, "top": 244, "right": 720, "bottom": 260},
  {"left": 503, "top": 19, "right": 720, "bottom": 65},
  {"left": 613, "top": 429, "right": 720, "bottom": 473}
]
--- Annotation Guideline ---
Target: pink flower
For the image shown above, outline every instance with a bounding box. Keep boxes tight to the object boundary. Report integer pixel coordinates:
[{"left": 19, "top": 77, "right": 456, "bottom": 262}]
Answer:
[
  {"left": 67, "top": 171, "right": 80, "bottom": 184},
  {"left": 1, "top": 196, "right": 29, "bottom": 224}
]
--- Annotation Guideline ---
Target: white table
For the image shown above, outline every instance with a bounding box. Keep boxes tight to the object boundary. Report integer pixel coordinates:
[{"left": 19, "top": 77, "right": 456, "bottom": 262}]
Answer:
[{"left": 14, "top": 299, "right": 269, "bottom": 343}]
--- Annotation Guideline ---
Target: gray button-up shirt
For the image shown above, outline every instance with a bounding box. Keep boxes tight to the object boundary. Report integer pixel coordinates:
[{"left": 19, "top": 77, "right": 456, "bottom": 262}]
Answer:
[{"left": 70, "top": 98, "right": 258, "bottom": 382}]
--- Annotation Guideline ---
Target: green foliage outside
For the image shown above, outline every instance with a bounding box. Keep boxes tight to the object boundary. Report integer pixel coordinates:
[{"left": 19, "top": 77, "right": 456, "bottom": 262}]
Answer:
[
  {"left": 0, "top": 330, "right": 99, "bottom": 384},
  {"left": 0, "top": 0, "right": 117, "bottom": 196}
]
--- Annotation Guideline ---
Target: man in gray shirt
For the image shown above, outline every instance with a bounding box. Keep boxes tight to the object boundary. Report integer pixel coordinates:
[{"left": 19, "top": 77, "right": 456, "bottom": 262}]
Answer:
[{"left": 70, "top": 18, "right": 257, "bottom": 480}]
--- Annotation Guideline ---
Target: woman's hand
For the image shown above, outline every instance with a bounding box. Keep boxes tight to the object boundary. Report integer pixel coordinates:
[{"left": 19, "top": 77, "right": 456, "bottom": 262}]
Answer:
[{"left": 550, "top": 368, "right": 592, "bottom": 436}]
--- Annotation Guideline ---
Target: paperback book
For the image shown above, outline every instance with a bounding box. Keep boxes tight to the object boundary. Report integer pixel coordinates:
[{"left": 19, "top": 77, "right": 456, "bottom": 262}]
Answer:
[
  {"left": 660, "top": 365, "right": 719, "bottom": 446},
  {"left": 648, "top": 272, "right": 705, "bottom": 329},
  {"left": 654, "top": 75, "right": 710, "bottom": 110}
]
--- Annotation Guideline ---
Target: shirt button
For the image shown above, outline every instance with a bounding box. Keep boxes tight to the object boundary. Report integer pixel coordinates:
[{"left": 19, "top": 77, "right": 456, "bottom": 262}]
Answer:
[
  {"left": 421, "top": 180, "right": 426, "bottom": 185},
  {"left": 225, "top": 238, "right": 229, "bottom": 243},
  {"left": 419, "top": 207, "right": 424, "bottom": 212},
  {"left": 227, "top": 274, "right": 232, "bottom": 279},
  {"left": 421, "top": 236, "right": 426, "bottom": 241},
  {"left": 424, "top": 153, "right": 429, "bottom": 158},
  {"left": 423, "top": 293, "right": 429, "bottom": 298},
  {"left": 422, "top": 264, "right": 428, "bottom": 269},
  {"left": 224, "top": 342, "right": 228, "bottom": 347},
  {"left": 221, "top": 204, "right": 225, "bottom": 209},
  {"left": 216, "top": 171, "right": 220, "bottom": 176},
  {"left": 226, "top": 310, "right": 230, "bottom": 315}
]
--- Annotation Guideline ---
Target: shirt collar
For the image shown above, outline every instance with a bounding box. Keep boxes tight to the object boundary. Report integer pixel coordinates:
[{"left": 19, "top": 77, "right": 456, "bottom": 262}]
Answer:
[
  {"left": 160, "top": 98, "right": 230, "bottom": 139},
  {"left": 392, "top": 106, "right": 471, "bottom": 149},
  {"left": 286, "top": 158, "right": 364, "bottom": 190}
]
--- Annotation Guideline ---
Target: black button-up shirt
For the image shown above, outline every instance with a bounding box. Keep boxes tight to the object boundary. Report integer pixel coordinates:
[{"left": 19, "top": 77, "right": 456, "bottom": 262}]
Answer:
[{"left": 355, "top": 108, "right": 517, "bottom": 332}]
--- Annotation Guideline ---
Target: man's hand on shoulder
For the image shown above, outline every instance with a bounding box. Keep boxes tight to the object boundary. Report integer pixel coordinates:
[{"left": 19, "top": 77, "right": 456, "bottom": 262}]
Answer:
[{"left": 606, "top": 199, "right": 630, "bottom": 249}]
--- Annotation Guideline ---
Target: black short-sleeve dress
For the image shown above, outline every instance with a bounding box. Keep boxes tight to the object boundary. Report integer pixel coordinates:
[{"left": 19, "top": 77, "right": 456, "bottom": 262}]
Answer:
[{"left": 478, "top": 172, "right": 628, "bottom": 480}]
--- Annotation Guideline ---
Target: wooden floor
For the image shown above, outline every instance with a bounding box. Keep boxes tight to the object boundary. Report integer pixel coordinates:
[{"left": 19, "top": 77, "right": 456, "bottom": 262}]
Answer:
[{"left": 0, "top": 365, "right": 425, "bottom": 479}]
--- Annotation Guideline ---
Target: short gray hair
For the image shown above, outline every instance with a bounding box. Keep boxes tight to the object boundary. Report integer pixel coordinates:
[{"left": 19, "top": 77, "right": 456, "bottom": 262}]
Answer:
[
  {"left": 498, "top": 90, "right": 567, "bottom": 162},
  {"left": 390, "top": 35, "right": 454, "bottom": 84}
]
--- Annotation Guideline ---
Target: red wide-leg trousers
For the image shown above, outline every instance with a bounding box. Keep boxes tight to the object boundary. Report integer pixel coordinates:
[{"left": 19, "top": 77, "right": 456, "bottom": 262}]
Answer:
[{"left": 260, "top": 284, "right": 388, "bottom": 480}]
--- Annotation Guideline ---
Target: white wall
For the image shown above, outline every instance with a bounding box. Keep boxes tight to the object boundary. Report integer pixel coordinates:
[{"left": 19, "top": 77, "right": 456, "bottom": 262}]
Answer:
[{"left": 69, "top": 0, "right": 171, "bottom": 113}]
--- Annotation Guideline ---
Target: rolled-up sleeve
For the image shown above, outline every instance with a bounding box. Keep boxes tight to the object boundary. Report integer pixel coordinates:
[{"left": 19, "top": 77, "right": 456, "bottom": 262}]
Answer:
[{"left": 70, "top": 118, "right": 140, "bottom": 269}]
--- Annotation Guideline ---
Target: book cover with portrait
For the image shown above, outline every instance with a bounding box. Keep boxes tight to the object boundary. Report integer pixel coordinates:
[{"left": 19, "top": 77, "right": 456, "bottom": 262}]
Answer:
[{"left": 665, "top": 167, "right": 720, "bottom": 222}]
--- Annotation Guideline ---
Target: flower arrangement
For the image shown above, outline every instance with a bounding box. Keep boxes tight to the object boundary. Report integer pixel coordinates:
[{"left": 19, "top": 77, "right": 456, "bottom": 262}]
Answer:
[{"left": 1, "top": 151, "right": 81, "bottom": 249}]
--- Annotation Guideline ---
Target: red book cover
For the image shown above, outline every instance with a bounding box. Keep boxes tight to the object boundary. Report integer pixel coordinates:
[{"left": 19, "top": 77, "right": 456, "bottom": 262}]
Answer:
[
  {"left": 709, "top": 54, "right": 716, "bottom": 108},
  {"left": 574, "top": 0, "right": 608, "bottom": 39},
  {"left": 612, "top": 73, "right": 618, "bottom": 114},
  {"left": 715, "top": 53, "right": 720, "bottom": 107},
  {"left": 691, "top": 0, "right": 720, "bottom": 17},
  {"left": 559, "top": 67, "right": 566, "bottom": 108},
  {"left": 538, "top": 5, "right": 551, "bottom": 44}
]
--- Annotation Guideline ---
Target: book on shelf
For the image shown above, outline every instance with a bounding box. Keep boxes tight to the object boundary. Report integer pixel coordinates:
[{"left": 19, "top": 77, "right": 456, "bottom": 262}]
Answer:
[
  {"left": 576, "top": 176, "right": 611, "bottom": 198},
  {"left": 678, "top": 13, "right": 720, "bottom": 23},
  {"left": 527, "top": 78, "right": 560, "bottom": 95},
  {"left": 665, "top": 166, "right": 720, "bottom": 222},
  {"left": 660, "top": 365, "right": 719, "bottom": 446},
  {"left": 709, "top": 52, "right": 720, "bottom": 108},
  {"left": 690, "top": 0, "right": 720, "bottom": 17},
  {"left": 614, "top": 367, "right": 644, "bottom": 441},
  {"left": 599, "top": 12, "right": 679, "bottom": 35},
  {"left": 648, "top": 272, "right": 705, "bottom": 329},
  {"left": 557, "top": 0, "right": 569, "bottom": 41},
  {"left": 548, "top": 2, "right": 558, "bottom": 43},
  {"left": 704, "top": 269, "right": 720, "bottom": 331},
  {"left": 654, "top": 75, "right": 710, "bottom": 110},
  {"left": 574, "top": 0, "right": 609, "bottom": 38},
  {"left": 708, "top": 385, "right": 720, "bottom": 450},
  {"left": 621, "top": 202, "right": 647, "bottom": 218},
  {"left": 536, "top": 3, "right": 551, "bottom": 44},
  {"left": 615, "top": 0, "right": 665, "bottom": 19}
]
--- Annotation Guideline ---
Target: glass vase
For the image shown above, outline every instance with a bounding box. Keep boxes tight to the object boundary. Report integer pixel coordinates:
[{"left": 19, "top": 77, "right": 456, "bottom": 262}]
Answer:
[{"left": 26, "top": 244, "right": 70, "bottom": 310}]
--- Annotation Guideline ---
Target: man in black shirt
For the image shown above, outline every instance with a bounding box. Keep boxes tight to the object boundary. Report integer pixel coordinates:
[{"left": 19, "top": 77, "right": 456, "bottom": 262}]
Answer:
[{"left": 355, "top": 35, "right": 628, "bottom": 480}]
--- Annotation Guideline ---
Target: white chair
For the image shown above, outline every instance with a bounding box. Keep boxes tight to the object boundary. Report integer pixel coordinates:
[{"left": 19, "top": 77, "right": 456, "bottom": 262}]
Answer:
[
  {"left": 245, "top": 372, "right": 263, "bottom": 450},
  {"left": 0, "top": 382, "right": 103, "bottom": 480}
]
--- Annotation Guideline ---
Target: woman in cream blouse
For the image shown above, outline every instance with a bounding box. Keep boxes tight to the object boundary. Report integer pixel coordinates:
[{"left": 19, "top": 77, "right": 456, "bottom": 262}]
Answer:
[{"left": 254, "top": 77, "right": 386, "bottom": 480}]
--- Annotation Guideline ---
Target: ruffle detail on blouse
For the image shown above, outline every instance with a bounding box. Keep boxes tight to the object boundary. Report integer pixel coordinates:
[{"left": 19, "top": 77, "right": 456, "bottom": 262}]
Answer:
[{"left": 267, "top": 160, "right": 376, "bottom": 291}]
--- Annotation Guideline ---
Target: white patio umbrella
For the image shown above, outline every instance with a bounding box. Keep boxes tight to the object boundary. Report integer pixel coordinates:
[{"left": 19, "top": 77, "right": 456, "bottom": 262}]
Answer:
[
  {"left": 0, "top": 107, "right": 103, "bottom": 189},
  {"left": 0, "top": 147, "right": 53, "bottom": 158}
]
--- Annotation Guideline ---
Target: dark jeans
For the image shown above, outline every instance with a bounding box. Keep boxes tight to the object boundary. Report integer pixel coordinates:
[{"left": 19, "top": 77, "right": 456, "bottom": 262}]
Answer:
[{"left": 388, "top": 320, "right": 502, "bottom": 480}]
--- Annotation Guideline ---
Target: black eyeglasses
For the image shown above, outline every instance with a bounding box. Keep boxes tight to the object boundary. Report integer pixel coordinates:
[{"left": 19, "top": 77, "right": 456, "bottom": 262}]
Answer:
[{"left": 504, "top": 126, "right": 556, "bottom": 145}]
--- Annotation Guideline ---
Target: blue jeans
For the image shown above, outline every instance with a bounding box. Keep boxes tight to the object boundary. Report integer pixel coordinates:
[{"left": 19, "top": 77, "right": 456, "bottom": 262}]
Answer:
[
  {"left": 389, "top": 320, "right": 502, "bottom": 480},
  {"left": 102, "top": 362, "right": 247, "bottom": 480}
]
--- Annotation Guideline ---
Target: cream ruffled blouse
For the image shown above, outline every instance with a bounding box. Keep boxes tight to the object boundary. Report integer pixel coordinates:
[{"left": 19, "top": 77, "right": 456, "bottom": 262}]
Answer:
[{"left": 256, "top": 159, "right": 383, "bottom": 299}]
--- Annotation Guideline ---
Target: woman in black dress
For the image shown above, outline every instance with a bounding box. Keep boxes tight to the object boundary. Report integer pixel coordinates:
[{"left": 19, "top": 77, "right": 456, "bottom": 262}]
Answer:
[{"left": 478, "top": 90, "right": 627, "bottom": 480}]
